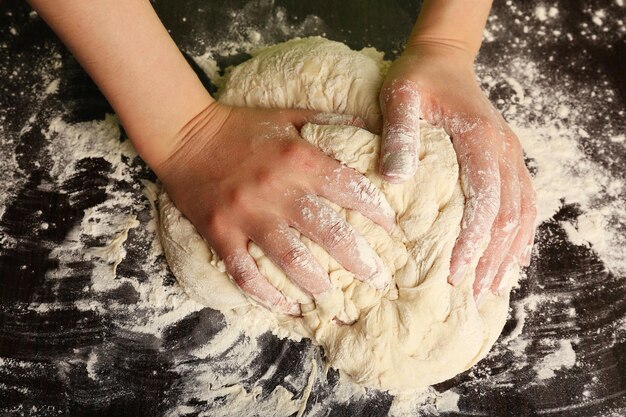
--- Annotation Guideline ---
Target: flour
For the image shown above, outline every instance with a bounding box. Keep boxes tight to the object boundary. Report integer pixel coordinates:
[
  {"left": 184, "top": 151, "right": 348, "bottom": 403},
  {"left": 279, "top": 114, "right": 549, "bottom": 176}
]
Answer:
[
  {"left": 534, "top": 340, "right": 577, "bottom": 380},
  {"left": 1, "top": 1, "right": 624, "bottom": 415},
  {"left": 0, "top": 130, "right": 20, "bottom": 220},
  {"left": 161, "top": 37, "right": 518, "bottom": 392},
  {"left": 85, "top": 351, "right": 99, "bottom": 381},
  {"left": 190, "top": 0, "right": 327, "bottom": 78}
]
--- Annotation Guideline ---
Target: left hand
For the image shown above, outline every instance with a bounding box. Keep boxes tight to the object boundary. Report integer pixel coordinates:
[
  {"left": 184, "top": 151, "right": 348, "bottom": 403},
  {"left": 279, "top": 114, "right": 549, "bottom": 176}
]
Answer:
[{"left": 379, "top": 43, "right": 537, "bottom": 302}]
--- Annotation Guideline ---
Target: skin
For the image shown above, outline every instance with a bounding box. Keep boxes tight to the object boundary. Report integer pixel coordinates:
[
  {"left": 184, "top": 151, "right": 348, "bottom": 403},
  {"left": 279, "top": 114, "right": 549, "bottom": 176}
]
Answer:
[
  {"left": 29, "top": 0, "right": 536, "bottom": 312},
  {"left": 28, "top": 0, "right": 394, "bottom": 315},
  {"left": 380, "top": 0, "right": 537, "bottom": 302},
  {"left": 160, "top": 105, "right": 395, "bottom": 313}
]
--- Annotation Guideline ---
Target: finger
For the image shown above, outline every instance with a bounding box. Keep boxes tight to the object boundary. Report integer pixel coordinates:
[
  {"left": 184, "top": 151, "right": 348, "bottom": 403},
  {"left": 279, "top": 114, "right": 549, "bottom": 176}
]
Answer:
[
  {"left": 220, "top": 244, "right": 300, "bottom": 316},
  {"left": 524, "top": 228, "right": 537, "bottom": 265},
  {"left": 305, "top": 112, "right": 367, "bottom": 129},
  {"left": 251, "top": 222, "right": 331, "bottom": 297},
  {"left": 518, "top": 161, "right": 538, "bottom": 266},
  {"left": 473, "top": 153, "right": 521, "bottom": 302},
  {"left": 291, "top": 195, "right": 391, "bottom": 290},
  {"left": 315, "top": 160, "right": 396, "bottom": 233},
  {"left": 490, "top": 252, "right": 517, "bottom": 296},
  {"left": 287, "top": 109, "right": 367, "bottom": 130},
  {"left": 379, "top": 79, "right": 421, "bottom": 183},
  {"left": 490, "top": 156, "right": 537, "bottom": 294},
  {"left": 449, "top": 130, "right": 501, "bottom": 287}
]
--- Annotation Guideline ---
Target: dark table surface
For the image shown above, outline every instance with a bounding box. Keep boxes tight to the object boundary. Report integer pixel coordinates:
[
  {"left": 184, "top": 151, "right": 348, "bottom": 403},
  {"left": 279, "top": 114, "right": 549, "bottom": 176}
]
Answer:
[{"left": 1, "top": 0, "right": 625, "bottom": 416}]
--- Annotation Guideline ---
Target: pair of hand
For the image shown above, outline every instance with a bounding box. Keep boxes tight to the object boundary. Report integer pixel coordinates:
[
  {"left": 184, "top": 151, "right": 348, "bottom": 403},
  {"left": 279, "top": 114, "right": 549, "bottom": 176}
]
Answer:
[{"left": 157, "top": 44, "right": 536, "bottom": 314}]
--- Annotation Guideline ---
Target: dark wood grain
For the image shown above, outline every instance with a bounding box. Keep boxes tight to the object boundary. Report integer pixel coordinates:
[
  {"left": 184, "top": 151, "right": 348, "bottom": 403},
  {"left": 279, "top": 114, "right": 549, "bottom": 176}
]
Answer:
[{"left": 0, "top": 0, "right": 624, "bottom": 416}]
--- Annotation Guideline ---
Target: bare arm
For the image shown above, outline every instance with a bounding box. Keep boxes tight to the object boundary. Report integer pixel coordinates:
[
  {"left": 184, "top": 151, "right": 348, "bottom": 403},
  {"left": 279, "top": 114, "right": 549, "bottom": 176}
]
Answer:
[
  {"left": 408, "top": 0, "right": 492, "bottom": 58},
  {"left": 30, "top": 0, "right": 395, "bottom": 314},
  {"left": 29, "top": 0, "right": 215, "bottom": 170}
]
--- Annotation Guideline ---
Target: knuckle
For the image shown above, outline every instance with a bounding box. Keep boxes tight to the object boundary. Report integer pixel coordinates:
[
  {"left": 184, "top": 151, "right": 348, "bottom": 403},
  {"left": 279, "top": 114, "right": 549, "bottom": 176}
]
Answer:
[
  {"left": 349, "top": 175, "right": 377, "bottom": 202},
  {"left": 279, "top": 245, "right": 309, "bottom": 269},
  {"left": 295, "top": 193, "right": 316, "bottom": 209},
  {"left": 477, "top": 195, "right": 500, "bottom": 219},
  {"left": 205, "top": 209, "right": 229, "bottom": 236},
  {"left": 520, "top": 190, "right": 537, "bottom": 211},
  {"left": 233, "top": 268, "right": 256, "bottom": 286},
  {"left": 280, "top": 140, "right": 314, "bottom": 163},
  {"left": 254, "top": 166, "right": 278, "bottom": 189},
  {"left": 461, "top": 197, "right": 499, "bottom": 243},
  {"left": 225, "top": 256, "right": 256, "bottom": 286},
  {"left": 497, "top": 207, "right": 521, "bottom": 236},
  {"left": 224, "top": 184, "right": 256, "bottom": 216},
  {"left": 226, "top": 186, "right": 247, "bottom": 208},
  {"left": 380, "top": 79, "right": 420, "bottom": 109},
  {"left": 321, "top": 219, "right": 352, "bottom": 250},
  {"left": 267, "top": 294, "right": 284, "bottom": 309}
]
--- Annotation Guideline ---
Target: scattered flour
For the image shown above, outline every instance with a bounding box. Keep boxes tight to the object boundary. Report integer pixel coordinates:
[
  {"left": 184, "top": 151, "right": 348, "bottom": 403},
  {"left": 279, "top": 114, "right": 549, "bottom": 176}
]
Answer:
[
  {"left": 44, "top": 78, "right": 60, "bottom": 95},
  {"left": 0, "top": 129, "right": 20, "bottom": 220},
  {"left": 0, "top": 0, "right": 624, "bottom": 415},
  {"left": 85, "top": 351, "right": 98, "bottom": 381},
  {"left": 534, "top": 340, "right": 577, "bottom": 380}
]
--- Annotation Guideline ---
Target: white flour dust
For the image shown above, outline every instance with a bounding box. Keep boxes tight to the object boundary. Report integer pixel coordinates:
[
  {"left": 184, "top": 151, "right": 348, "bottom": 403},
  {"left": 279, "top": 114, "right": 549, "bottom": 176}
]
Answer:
[
  {"left": 1, "top": 1, "right": 625, "bottom": 415},
  {"left": 534, "top": 339, "right": 577, "bottom": 380}
]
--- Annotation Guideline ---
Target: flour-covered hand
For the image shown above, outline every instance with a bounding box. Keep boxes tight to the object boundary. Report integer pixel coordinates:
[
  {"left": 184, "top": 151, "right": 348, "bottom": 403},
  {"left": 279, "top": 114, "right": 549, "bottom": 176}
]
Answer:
[
  {"left": 156, "top": 103, "right": 395, "bottom": 315},
  {"left": 380, "top": 44, "right": 537, "bottom": 302}
]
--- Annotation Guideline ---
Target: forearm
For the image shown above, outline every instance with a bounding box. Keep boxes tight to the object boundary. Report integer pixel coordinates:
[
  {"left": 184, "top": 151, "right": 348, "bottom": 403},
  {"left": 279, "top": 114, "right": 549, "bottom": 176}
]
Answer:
[
  {"left": 28, "top": 0, "right": 214, "bottom": 169},
  {"left": 409, "top": 0, "right": 493, "bottom": 60}
]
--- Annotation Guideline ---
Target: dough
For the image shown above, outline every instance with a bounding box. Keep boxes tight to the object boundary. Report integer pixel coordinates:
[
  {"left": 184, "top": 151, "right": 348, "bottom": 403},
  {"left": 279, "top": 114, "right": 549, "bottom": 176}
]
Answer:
[{"left": 158, "top": 37, "right": 517, "bottom": 391}]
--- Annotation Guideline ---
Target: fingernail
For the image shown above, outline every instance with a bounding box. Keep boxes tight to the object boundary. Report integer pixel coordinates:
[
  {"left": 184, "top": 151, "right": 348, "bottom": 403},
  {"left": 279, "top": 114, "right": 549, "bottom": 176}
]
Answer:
[
  {"left": 351, "top": 116, "right": 367, "bottom": 129},
  {"left": 365, "top": 252, "right": 390, "bottom": 290},
  {"left": 381, "top": 150, "right": 416, "bottom": 183},
  {"left": 308, "top": 264, "right": 333, "bottom": 296},
  {"left": 449, "top": 265, "right": 467, "bottom": 286},
  {"left": 312, "top": 281, "right": 334, "bottom": 300},
  {"left": 333, "top": 316, "right": 356, "bottom": 325},
  {"left": 367, "top": 264, "right": 392, "bottom": 291},
  {"left": 495, "top": 273, "right": 509, "bottom": 296},
  {"left": 475, "top": 289, "right": 486, "bottom": 307},
  {"left": 286, "top": 302, "right": 301, "bottom": 316},
  {"left": 354, "top": 236, "right": 391, "bottom": 290},
  {"left": 379, "top": 198, "right": 397, "bottom": 233}
]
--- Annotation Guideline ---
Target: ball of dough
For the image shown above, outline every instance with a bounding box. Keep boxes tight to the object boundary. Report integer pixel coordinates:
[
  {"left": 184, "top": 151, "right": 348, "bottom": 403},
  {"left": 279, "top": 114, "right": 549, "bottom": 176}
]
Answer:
[{"left": 158, "top": 37, "right": 517, "bottom": 391}]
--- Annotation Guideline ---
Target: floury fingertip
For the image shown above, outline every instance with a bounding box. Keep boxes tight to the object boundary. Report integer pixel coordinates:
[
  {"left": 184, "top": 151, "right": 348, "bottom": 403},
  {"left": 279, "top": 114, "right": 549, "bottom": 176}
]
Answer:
[
  {"left": 449, "top": 264, "right": 467, "bottom": 286},
  {"left": 286, "top": 302, "right": 302, "bottom": 316},
  {"left": 368, "top": 259, "right": 393, "bottom": 291},
  {"left": 380, "top": 151, "right": 417, "bottom": 183}
]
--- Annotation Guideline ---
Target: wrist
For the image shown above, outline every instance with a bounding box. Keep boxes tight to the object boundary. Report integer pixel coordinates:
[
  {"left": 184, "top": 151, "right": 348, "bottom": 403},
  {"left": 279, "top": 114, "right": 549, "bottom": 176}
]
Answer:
[
  {"left": 405, "top": 38, "right": 476, "bottom": 65},
  {"left": 402, "top": 42, "right": 475, "bottom": 71},
  {"left": 151, "top": 100, "right": 231, "bottom": 181},
  {"left": 408, "top": 0, "right": 492, "bottom": 62}
]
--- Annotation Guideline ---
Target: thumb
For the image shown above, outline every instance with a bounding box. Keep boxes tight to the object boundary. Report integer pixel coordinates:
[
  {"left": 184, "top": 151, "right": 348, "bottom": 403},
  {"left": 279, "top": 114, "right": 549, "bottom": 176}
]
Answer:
[{"left": 379, "top": 80, "right": 421, "bottom": 183}]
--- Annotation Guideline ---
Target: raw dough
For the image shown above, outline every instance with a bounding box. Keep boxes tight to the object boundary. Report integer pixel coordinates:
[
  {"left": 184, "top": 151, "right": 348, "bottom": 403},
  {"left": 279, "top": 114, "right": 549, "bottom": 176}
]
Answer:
[{"left": 158, "top": 37, "right": 517, "bottom": 391}]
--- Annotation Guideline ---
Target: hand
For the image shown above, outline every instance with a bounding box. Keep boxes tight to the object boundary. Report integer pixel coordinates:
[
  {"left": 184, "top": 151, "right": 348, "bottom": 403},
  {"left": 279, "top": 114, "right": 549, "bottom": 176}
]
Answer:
[
  {"left": 379, "top": 43, "right": 537, "bottom": 302},
  {"left": 156, "top": 103, "right": 396, "bottom": 315}
]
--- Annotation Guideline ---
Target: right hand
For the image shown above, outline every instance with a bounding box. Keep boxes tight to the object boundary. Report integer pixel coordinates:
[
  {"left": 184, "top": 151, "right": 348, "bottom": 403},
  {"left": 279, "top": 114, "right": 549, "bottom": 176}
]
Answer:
[
  {"left": 379, "top": 45, "right": 537, "bottom": 303},
  {"left": 156, "top": 102, "right": 396, "bottom": 315}
]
